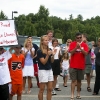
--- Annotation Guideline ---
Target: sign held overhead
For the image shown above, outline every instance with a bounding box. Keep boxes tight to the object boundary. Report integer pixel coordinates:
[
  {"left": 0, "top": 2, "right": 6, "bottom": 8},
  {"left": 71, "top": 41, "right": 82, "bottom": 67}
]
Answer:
[{"left": 0, "top": 20, "right": 18, "bottom": 46}]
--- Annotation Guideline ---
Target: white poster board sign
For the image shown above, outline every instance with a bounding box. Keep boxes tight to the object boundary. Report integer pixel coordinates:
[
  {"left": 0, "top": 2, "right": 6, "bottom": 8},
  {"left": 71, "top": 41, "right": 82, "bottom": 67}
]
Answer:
[{"left": 0, "top": 20, "right": 18, "bottom": 46}]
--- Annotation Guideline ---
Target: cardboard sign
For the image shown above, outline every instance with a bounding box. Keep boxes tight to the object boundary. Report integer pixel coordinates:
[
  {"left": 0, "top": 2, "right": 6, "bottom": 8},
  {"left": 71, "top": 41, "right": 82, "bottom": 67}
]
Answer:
[{"left": 0, "top": 20, "right": 18, "bottom": 46}]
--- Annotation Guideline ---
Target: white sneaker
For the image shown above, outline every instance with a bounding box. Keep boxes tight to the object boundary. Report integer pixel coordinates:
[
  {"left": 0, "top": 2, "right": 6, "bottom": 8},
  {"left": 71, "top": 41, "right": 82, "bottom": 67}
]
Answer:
[{"left": 52, "top": 90, "right": 57, "bottom": 95}]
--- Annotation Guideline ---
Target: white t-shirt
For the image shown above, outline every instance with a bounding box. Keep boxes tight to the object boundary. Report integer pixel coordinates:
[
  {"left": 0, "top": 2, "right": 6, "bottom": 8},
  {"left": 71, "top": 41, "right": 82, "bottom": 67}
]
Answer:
[
  {"left": 48, "top": 41, "right": 52, "bottom": 48},
  {"left": 0, "top": 50, "right": 12, "bottom": 85},
  {"left": 62, "top": 60, "right": 69, "bottom": 70},
  {"left": 49, "top": 46, "right": 60, "bottom": 59}
]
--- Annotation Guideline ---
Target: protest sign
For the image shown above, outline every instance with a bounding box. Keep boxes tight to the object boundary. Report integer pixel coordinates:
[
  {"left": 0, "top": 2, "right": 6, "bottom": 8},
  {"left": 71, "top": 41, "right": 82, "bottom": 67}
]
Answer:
[{"left": 0, "top": 20, "right": 18, "bottom": 46}]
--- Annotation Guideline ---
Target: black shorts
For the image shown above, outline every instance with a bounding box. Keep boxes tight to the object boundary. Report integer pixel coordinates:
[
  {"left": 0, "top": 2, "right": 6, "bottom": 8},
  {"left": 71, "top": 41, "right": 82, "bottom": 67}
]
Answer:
[
  {"left": 0, "top": 83, "right": 9, "bottom": 100},
  {"left": 51, "top": 59, "right": 60, "bottom": 75}
]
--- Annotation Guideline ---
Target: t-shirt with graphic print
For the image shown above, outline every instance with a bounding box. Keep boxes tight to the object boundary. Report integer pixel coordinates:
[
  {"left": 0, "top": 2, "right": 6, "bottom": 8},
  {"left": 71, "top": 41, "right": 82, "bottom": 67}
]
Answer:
[
  {"left": 69, "top": 41, "right": 88, "bottom": 70},
  {"left": 0, "top": 50, "right": 12, "bottom": 85},
  {"left": 8, "top": 53, "right": 25, "bottom": 84}
]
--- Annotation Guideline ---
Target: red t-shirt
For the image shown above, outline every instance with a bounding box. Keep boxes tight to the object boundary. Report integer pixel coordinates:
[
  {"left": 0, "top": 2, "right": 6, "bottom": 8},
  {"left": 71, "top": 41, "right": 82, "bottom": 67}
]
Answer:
[
  {"left": 8, "top": 53, "right": 25, "bottom": 84},
  {"left": 69, "top": 41, "right": 88, "bottom": 70}
]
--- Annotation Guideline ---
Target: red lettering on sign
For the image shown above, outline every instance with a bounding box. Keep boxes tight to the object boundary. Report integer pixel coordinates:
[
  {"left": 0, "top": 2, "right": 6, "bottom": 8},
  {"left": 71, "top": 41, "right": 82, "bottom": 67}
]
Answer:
[
  {"left": 0, "top": 58, "right": 5, "bottom": 62},
  {"left": 0, "top": 22, "right": 10, "bottom": 27},
  {"left": 0, "top": 40, "right": 17, "bottom": 45},
  {"left": 4, "top": 32, "right": 16, "bottom": 37},
  {"left": 0, "top": 34, "right": 3, "bottom": 38}
]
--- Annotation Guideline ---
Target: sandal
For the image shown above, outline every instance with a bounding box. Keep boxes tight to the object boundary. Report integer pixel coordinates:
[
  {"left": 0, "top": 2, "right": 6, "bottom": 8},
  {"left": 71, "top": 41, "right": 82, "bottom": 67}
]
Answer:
[
  {"left": 22, "top": 90, "right": 26, "bottom": 94},
  {"left": 52, "top": 90, "right": 57, "bottom": 95},
  {"left": 76, "top": 96, "right": 81, "bottom": 99},
  {"left": 64, "top": 85, "right": 67, "bottom": 87},
  {"left": 87, "top": 87, "right": 92, "bottom": 92},
  {"left": 92, "top": 93, "right": 98, "bottom": 95},
  {"left": 70, "top": 98, "right": 74, "bottom": 100},
  {"left": 27, "top": 90, "right": 31, "bottom": 94},
  {"left": 63, "top": 83, "right": 67, "bottom": 87},
  {"left": 54, "top": 88, "right": 61, "bottom": 91}
]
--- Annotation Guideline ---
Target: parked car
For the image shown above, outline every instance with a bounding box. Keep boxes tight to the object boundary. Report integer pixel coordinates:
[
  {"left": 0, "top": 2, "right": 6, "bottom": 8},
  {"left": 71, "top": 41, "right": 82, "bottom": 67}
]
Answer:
[
  {"left": 60, "top": 44, "right": 66, "bottom": 54},
  {"left": 18, "top": 35, "right": 40, "bottom": 47}
]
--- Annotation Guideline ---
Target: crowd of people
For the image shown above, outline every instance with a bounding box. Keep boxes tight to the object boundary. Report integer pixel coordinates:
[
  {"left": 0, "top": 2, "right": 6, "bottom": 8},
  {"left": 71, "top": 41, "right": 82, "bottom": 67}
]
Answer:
[{"left": 0, "top": 30, "right": 100, "bottom": 100}]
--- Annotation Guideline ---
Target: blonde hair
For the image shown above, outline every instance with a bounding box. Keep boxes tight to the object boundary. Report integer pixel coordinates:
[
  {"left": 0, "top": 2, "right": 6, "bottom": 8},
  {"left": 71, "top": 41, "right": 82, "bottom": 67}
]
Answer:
[
  {"left": 66, "top": 39, "right": 72, "bottom": 44},
  {"left": 98, "top": 38, "right": 100, "bottom": 41},
  {"left": 40, "top": 35, "right": 49, "bottom": 54},
  {"left": 61, "top": 52, "right": 69, "bottom": 62},
  {"left": 24, "top": 39, "right": 33, "bottom": 48}
]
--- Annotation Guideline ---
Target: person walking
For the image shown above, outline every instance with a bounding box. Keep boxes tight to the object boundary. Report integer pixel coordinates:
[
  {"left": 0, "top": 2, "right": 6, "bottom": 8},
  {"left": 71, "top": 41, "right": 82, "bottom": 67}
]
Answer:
[
  {"left": 69, "top": 32, "right": 88, "bottom": 100},
  {"left": 60, "top": 52, "right": 69, "bottom": 87}
]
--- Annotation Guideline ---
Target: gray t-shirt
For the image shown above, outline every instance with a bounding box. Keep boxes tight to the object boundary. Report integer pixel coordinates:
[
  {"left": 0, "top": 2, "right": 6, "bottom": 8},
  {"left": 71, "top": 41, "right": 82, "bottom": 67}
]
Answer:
[{"left": 85, "top": 42, "right": 92, "bottom": 65}]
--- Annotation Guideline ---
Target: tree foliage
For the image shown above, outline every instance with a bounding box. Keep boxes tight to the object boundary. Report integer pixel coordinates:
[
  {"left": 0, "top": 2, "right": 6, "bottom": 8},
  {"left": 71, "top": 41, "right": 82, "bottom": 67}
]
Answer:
[
  {"left": 0, "top": 5, "right": 100, "bottom": 43},
  {"left": 0, "top": 10, "right": 8, "bottom": 19}
]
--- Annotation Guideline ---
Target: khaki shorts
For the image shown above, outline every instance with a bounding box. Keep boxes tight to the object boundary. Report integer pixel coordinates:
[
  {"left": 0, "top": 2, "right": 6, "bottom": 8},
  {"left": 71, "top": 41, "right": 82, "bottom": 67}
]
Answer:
[
  {"left": 69, "top": 68, "right": 84, "bottom": 80},
  {"left": 85, "top": 65, "right": 92, "bottom": 74}
]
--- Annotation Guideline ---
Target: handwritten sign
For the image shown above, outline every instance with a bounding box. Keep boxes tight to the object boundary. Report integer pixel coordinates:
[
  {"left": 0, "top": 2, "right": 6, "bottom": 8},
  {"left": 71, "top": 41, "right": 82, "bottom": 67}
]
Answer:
[{"left": 0, "top": 20, "right": 18, "bottom": 46}]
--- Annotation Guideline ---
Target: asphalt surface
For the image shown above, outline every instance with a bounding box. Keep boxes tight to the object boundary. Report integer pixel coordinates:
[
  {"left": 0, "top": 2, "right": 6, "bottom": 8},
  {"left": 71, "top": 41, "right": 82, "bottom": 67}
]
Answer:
[{"left": 13, "top": 74, "right": 100, "bottom": 100}]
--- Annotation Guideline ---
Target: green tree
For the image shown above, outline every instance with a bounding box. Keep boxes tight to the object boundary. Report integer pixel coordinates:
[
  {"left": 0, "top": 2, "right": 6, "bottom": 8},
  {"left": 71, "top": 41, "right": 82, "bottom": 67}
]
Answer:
[
  {"left": 36, "top": 5, "right": 52, "bottom": 36},
  {"left": 0, "top": 10, "right": 8, "bottom": 19},
  {"left": 9, "top": 6, "right": 100, "bottom": 42},
  {"left": 77, "top": 14, "right": 83, "bottom": 21},
  {"left": 69, "top": 14, "right": 73, "bottom": 20},
  {"left": 37, "top": 5, "right": 49, "bottom": 21}
]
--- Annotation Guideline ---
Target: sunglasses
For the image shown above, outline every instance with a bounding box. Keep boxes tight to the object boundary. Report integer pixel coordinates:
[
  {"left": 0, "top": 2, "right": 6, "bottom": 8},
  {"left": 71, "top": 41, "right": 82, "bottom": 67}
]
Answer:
[
  {"left": 76, "top": 37, "right": 82, "bottom": 39},
  {"left": 67, "top": 42, "right": 71, "bottom": 43}
]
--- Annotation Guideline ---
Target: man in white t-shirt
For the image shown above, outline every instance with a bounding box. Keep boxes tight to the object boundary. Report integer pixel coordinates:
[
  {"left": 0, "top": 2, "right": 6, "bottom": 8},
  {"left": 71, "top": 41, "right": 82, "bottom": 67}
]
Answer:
[
  {"left": 47, "top": 30, "right": 54, "bottom": 47},
  {"left": 0, "top": 46, "right": 13, "bottom": 100}
]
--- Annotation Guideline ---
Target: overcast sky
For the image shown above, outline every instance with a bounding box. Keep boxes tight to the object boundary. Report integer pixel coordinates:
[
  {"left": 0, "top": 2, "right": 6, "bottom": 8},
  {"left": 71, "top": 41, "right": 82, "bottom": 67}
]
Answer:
[{"left": 0, "top": 0, "right": 100, "bottom": 20}]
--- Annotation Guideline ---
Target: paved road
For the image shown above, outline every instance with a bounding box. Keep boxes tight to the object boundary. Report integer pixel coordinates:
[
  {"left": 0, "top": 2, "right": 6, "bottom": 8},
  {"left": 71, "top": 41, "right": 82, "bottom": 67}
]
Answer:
[{"left": 13, "top": 75, "right": 100, "bottom": 100}]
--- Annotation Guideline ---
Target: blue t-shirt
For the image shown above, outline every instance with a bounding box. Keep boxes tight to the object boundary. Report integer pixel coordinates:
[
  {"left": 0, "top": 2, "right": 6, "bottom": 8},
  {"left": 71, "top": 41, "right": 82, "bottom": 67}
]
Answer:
[
  {"left": 22, "top": 47, "right": 35, "bottom": 66},
  {"left": 37, "top": 49, "right": 52, "bottom": 70}
]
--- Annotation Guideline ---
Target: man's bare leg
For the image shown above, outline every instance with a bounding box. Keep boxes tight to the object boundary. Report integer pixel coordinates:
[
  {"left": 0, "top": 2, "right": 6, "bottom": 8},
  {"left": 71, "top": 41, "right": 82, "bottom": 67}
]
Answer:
[
  {"left": 77, "top": 80, "right": 81, "bottom": 96},
  {"left": 71, "top": 80, "right": 76, "bottom": 98}
]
